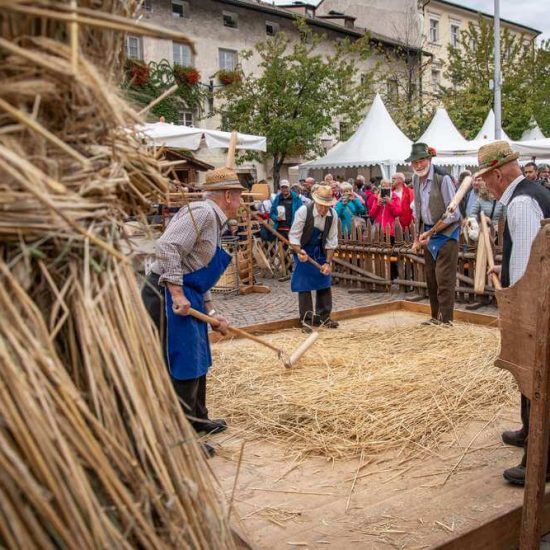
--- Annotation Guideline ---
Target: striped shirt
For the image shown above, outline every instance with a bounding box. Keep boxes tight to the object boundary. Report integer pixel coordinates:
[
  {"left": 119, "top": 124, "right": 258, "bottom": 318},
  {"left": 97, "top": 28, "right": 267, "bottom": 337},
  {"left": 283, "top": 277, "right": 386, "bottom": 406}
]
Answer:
[
  {"left": 500, "top": 175, "right": 543, "bottom": 285},
  {"left": 150, "top": 199, "right": 227, "bottom": 300}
]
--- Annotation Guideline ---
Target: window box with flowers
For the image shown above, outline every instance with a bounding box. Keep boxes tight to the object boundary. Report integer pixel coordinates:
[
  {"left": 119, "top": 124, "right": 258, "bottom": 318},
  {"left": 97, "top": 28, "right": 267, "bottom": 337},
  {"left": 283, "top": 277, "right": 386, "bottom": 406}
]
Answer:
[
  {"left": 218, "top": 69, "right": 242, "bottom": 86},
  {"left": 124, "top": 59, "right": 150, "bottom": 87},
  {"left": 173, "top": 65, "right": 201, "bottom": 86}
]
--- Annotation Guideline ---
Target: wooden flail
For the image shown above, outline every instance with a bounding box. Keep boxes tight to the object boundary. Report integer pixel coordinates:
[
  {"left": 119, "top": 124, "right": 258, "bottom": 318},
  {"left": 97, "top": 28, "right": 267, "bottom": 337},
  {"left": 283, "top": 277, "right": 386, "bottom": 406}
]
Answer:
[{"left": 495, "top": 220, "right": 550, "bottom": 549}]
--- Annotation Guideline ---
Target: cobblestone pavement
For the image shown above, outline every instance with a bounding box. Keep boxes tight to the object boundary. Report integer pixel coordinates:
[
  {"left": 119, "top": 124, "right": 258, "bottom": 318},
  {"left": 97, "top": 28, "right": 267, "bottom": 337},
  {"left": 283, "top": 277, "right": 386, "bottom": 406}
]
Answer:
[{"left": 213, "top": 278, "right": 497, "bottom": 327}]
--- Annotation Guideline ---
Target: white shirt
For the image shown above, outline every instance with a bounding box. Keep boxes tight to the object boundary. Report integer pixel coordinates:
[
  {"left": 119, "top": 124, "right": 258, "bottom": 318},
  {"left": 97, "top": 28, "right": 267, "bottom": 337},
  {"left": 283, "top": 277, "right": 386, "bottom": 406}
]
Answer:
[
  {"left": 289, "top": 204, "right": 339, "bottom": 250},
  {"left": 499, "top": 175, "right": 544, "bottom": 285}
]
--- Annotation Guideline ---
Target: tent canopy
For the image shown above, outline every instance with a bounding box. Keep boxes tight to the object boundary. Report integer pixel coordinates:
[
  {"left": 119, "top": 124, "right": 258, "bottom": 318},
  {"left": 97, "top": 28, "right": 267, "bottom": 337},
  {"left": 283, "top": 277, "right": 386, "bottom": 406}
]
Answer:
[
  {"left": 472, "top": 109, "right": 511, "bottom": 143},
  {"left": 300, "top": 94, "right": 412, "bottom": 173},
  {"left": 521, "top": 123, "right": 546, "bottom": 142},
  {"left": 138, "top": 122, "right": 267, "bottom": 152},
  {"left": 418, "top": 107, "right": 475, "bottom": 167}
]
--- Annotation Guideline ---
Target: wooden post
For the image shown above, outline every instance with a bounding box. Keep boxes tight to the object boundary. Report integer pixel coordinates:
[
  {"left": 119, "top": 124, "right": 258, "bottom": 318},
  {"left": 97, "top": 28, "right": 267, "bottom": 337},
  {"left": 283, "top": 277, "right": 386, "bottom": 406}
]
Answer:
[{"left": 519, "top": 226, "right": 550, "bottom": 549}]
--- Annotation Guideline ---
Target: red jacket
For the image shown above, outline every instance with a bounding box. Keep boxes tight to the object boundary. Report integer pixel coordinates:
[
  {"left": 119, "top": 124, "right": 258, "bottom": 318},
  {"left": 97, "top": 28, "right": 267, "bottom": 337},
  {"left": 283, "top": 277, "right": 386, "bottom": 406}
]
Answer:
[
  {"left": 393, "top": 185, "right": 414, "bottom": 229},
  {"left": 369, "top": 192, "right": 402, "bottom": 236}
]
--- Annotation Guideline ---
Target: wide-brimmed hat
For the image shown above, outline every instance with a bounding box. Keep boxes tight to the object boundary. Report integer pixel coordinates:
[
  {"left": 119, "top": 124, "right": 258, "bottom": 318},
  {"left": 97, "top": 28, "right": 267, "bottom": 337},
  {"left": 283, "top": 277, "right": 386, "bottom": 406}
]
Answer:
[
  {"left": 202, "top": 167, "right": 245, "bottom": 191},
  {"left": 476, "top": 140, "right": 519, "bottom": 177},
  {"left": 406, "top": 142, "right": 436, "bottom": 163},
  {"left": 312, "top": 184, "right": 336, "bottom": 206}
]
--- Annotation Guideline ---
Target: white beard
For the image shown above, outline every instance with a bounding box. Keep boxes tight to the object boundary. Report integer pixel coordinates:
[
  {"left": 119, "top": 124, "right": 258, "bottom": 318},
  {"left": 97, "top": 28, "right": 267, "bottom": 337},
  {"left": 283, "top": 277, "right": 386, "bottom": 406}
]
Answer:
[{"left": 413, "top": 165, "right": 430, "bottom": 178}]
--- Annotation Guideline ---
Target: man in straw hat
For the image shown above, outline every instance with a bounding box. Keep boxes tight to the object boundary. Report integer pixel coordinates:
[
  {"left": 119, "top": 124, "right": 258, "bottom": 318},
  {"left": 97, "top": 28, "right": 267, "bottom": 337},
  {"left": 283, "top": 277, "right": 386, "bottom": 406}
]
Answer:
[
  {"left": 408, "top": 142, "right": 461, "bottom": 325},
  {"left": 477, "top": 140, "right": 550, "bottom": 485},
  {"left": 142, "top": 167, "right": 244, "bottom": 455},
  {"left": 288, "top": 184, "right": 339, "bottom": 331}
]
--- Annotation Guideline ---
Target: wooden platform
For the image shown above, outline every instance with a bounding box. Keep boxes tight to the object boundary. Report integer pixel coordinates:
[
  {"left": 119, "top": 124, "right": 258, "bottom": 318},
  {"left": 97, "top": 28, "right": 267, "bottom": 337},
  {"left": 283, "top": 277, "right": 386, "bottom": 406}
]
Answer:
[{"left": 205, "top": 302, "right": 549, "bottom": 549}]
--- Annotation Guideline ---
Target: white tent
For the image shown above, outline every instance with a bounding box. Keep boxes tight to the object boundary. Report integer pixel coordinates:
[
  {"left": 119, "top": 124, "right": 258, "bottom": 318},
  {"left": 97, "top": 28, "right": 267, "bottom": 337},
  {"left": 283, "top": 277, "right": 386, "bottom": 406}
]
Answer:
[
  {"left": 138, "top": 122, "right": 267, "bottom": 152},
  {"left": 418, "top": 107, "right": 477, "bottom": 169},
  {"left": 300, "top": 93, "right": 412, "bottom": 178},
  {"left": 472, "top": 109, "right": 511, "bottom": 143},
  {"left": 521, "top": 123, "right": 546, "bottom": 141}
]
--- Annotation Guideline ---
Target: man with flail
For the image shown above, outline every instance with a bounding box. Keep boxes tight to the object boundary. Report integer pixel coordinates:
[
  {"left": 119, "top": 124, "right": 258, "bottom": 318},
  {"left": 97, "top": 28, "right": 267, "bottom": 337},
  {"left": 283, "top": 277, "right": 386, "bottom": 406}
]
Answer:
[
  {"left": 409, "top": 143, "right": 460, "bottom": 325},
  {"left": 141, "top": 167, "right": 244, "bottom": 456},
  {"left": 479, "top": 141, "right": 550, "bottom": 485},
  {"left": 289, "top": 185, "right": 339, "bottom": 331}
]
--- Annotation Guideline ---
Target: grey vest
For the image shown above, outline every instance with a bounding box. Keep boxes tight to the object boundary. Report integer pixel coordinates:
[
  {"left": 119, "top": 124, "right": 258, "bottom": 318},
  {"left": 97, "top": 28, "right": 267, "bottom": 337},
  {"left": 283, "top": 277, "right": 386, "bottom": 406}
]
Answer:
[{"left": 413, "top": 171, "right": 460, "bottom": 237}]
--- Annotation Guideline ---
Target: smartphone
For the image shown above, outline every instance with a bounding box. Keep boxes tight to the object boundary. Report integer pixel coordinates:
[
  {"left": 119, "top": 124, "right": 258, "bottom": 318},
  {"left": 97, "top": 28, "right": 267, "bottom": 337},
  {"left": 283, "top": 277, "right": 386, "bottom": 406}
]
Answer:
[{"left": 380, "top": 188, "right": 391, "bottom": 198}]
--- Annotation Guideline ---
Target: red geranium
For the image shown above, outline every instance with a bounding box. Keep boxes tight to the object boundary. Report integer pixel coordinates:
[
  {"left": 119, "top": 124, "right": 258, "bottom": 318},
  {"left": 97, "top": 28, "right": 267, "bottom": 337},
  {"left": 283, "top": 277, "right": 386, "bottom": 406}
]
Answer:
[
  {"left": 125, "top": 59, "right": 150, "bottom": 87},
  {"left": 428, "top": 146, "right": 437, "bottom": 156},
  {"left": 218, "top": 69, "right": 242, "bottom": 86},
  {"left": 173, "top": 65, "right": 201, "bottom": 86}
]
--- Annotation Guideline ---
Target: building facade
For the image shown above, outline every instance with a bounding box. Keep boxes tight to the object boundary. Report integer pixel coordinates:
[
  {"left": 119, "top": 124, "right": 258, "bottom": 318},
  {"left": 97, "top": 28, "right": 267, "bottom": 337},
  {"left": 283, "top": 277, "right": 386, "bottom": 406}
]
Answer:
[
  {"left": 315, "top": 0, "right": 540, "bottom": 93},
  {"left": 131, "top": 0, "right": 421, "bottom": 184}
]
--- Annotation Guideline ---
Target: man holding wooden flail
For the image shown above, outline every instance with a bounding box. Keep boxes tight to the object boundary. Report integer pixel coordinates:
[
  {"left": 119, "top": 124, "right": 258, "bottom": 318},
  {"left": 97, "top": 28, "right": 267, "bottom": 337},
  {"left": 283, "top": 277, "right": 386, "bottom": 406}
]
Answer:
[
  {"left": 289, "top": 184, "right": 339, "bottom": 331},
  {"left": 409, "top": 143, "right": 461, "bottom": 325},
  {"left": 478, "top": 141, "right": 550, "bottom": 485},
  {"left": 141, "top": 167, "right": 244, "bottom": 456}
]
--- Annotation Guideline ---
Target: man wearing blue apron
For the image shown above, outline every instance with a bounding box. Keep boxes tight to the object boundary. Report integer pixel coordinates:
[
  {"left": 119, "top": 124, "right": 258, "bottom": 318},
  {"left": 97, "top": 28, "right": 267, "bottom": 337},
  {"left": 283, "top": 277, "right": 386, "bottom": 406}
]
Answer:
[
  {"left": 142, "top": 167, "right": 244, "bottom": 455},
  {"left": 288, "top": 184, "right": 339, "bottom": 331},
  {"left": 409, "top": 143, "right": 461, "bottom": 325}
]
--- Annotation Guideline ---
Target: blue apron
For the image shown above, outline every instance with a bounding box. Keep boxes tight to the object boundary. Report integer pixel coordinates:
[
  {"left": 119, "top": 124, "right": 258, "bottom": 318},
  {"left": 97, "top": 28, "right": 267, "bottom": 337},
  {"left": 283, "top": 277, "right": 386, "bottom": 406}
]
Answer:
[
  {"left": 291, "top": 227, "right": 332, "bottom": 292},
  {"left": 425, "top": 224, "right": 460, "bottom": 260},
  {"left": 164, "top": 246, "right": 231, "bottom": 381}
]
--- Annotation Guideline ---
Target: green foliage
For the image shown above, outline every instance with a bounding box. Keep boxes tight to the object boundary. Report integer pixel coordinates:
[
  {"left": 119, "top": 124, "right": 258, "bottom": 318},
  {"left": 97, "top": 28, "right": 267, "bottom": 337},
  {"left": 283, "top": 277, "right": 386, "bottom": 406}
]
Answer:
[
  {"left": 122, "top": 59, "right": 209, "bottom": 123},
  {"left": 441, "top": 17, "right": 549, "bottom": 140},
  {"left": 214, "top": 19, "right": 377, "bottom": 183}
]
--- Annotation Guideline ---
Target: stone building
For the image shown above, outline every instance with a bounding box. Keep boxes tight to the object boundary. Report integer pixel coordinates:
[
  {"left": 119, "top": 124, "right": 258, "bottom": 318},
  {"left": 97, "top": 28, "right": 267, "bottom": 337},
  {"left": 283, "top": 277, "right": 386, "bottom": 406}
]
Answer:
[
  {"left": 131, "top": 0, "right": 424, "bottom": 184},
  {"left": 314, "top": 0, "right": 540, "bottom": 92}
]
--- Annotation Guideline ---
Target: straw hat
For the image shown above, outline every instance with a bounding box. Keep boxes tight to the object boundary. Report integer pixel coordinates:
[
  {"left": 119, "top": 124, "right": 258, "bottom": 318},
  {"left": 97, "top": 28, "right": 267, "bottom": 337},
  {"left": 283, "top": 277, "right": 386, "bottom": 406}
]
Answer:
[
  {"left": 202, "top": 167, "right": 245, "bottom": 191},
  {"left": 312, "top": 185, "right": 336, "bottom": 206},
  {"left": 476, "top": 141, "right": 519, "bottom": 177}
]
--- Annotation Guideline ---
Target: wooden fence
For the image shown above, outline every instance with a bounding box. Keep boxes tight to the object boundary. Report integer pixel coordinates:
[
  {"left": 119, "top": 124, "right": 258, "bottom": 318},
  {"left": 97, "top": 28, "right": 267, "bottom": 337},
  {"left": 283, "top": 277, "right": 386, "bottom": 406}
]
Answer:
[{"left": 255, "top": 218, "right": 504, "bottom": 303}]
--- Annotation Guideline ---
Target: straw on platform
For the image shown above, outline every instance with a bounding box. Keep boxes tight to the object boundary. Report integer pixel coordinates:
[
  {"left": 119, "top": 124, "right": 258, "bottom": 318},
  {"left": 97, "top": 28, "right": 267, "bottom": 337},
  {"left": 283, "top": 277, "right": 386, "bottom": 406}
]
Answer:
[{"left": 209, "top": 323, "right": 515, "bottom": 459}]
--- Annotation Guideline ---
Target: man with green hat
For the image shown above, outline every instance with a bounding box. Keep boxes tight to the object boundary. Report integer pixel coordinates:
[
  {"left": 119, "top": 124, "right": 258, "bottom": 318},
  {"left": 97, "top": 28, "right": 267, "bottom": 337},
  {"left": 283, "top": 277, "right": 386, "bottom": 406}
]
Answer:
[
  {"left": 408, "top": 143, "right": 461, "bottom": 325},
  {"left": 142, "top": 167, "right": 244, "bottom": 456},
  {"left": 478, "top": 140, "right": 550, "bottom": 485}
]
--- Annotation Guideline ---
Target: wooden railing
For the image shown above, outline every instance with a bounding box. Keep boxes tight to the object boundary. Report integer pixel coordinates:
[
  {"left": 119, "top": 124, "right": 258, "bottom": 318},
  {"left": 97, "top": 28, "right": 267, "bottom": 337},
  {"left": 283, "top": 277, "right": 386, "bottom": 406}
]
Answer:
[{"left": 254, "top": 218, "right": 504, "bottom": 301}]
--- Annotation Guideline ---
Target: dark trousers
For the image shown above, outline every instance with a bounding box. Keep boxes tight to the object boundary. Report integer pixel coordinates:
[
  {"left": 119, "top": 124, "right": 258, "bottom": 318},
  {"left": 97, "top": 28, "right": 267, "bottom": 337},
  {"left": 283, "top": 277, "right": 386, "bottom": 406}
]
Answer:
[
  {"left": 299, "top": 287, "right": 332, "bottom": 324},
  {"left": 141, "top": 273, "right": 208, "bottom": 426},
  {"left": 424, "top": 239, "right": 458, "bottom": 323}
]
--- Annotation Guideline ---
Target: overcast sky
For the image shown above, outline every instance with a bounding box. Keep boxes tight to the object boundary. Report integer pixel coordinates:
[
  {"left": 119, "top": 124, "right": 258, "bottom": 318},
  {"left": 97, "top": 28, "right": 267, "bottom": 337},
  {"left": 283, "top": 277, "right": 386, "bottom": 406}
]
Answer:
[{"left": 272, "top": 0, "right": 550, "bottom": 40}]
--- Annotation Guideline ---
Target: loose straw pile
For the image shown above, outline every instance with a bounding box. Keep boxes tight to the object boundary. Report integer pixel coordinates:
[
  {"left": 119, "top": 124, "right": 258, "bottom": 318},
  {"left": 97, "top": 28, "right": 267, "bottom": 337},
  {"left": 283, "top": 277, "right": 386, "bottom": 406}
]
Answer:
[
  {"left": 210, "top": 323, "right": 515, "bottom": 459},
  {"left": 0, "top": 3, "right": 235, "bottom": 549}
]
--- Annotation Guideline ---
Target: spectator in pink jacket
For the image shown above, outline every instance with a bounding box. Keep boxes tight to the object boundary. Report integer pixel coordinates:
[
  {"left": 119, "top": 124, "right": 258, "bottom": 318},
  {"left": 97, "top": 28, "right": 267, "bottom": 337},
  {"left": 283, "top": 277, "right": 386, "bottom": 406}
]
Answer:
[{"left": 369, "top": 179, "right": 402, "bottom": 236}]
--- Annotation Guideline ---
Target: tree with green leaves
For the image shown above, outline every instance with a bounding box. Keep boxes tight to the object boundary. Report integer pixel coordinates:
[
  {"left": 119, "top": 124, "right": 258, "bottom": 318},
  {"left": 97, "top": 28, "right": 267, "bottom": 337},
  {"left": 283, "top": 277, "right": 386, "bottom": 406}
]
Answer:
[
  {"left": 214, "top": 21, "right": 377, "bottom": 186},
  {"left": 441, "top": 17, "right": 550, "bottom": 140}
]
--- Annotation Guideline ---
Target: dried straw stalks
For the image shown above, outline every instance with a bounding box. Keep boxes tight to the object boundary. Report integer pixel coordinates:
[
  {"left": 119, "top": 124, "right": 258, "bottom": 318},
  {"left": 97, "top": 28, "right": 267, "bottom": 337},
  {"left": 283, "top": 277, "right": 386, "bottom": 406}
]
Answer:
[
  {"left": 0, "top": 3, "right": 236, "bottom": 549},
  {"left": 210, "top": 323, "right": 515, "bottom": 459}
]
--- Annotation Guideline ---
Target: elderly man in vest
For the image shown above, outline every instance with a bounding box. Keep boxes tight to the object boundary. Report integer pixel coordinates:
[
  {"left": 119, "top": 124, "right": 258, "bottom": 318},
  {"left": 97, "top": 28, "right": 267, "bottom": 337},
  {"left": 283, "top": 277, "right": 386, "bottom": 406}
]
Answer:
[
  {"left": 479, "top": 141, "right": 550, "bottom": 485},
  {"left": 141, "top": 167, "right": 244, "bottom": 456},
  {"left": 409, "top": 143, "right": 461, "bottom": 325},
  {"left": 289, "top": 185, "right": 339, "bottom": 331}
]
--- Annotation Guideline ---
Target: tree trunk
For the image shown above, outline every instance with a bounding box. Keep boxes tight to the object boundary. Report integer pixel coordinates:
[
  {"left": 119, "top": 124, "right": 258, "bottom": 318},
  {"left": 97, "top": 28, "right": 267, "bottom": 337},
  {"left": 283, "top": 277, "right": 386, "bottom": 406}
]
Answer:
[{"left": 272, "top": 154, "right": 286, "bottom": 189}]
